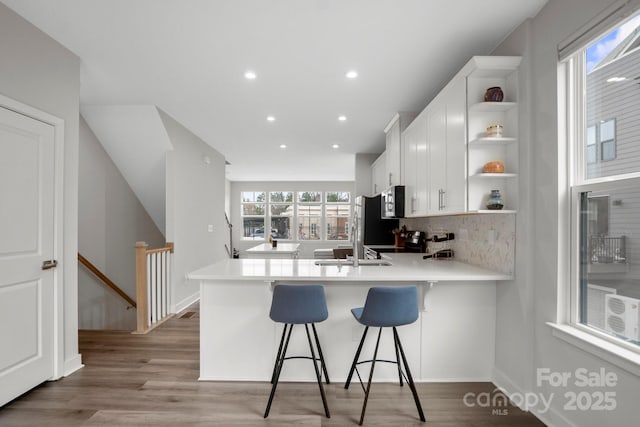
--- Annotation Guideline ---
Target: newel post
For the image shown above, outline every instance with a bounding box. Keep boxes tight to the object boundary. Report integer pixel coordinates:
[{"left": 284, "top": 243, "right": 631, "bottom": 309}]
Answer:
[{"left": 135, "top": 241, "right": 149, "bottom": 333}]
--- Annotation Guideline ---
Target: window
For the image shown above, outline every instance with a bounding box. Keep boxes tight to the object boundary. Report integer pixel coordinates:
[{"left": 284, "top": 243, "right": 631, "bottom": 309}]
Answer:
[
  {"left": 325, "top": 192, "right": 350, "bottom": 241},
  {"left": 240, "top": 189, "right": 351, "bottom": 241},
  {"left": 585, "top": 120, "right": 616, "bottom": 168},
  {"left": 567, "top": 10, "right": 640, "bottom": 351},
  {"left": 270, "top": 192, "right": 293, "bottom": 240},
  {"left": 241, "top": 192, "right": 265, "bottom": 240},
  {"left": 297, "top": 192, "right": 321, "bottom": 240}
]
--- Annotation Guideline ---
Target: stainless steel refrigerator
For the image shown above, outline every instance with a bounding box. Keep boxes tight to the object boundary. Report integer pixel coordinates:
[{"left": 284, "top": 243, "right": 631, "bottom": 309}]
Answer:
[{"left": 354, "top": 195, "right": 399, "bottom": 258}]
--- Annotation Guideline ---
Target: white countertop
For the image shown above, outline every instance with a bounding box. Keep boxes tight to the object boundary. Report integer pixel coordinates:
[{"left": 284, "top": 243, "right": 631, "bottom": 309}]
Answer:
[
  {"left": 189, "top": 253, "right": 512, "bottom": 282},
  {"left": 245, "top": 243, "right": 300, "bottom": 254}
]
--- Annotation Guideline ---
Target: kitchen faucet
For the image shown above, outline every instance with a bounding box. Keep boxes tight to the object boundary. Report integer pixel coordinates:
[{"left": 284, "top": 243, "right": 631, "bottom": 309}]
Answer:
[{"left": 351, "top": 211, "right": 359, "bottom": 267}]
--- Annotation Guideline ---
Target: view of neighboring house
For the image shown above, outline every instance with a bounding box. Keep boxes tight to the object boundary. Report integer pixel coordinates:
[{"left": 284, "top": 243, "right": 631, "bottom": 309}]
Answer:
[{"left": 583, "top": 19, "right": 640, "bottom": 337}]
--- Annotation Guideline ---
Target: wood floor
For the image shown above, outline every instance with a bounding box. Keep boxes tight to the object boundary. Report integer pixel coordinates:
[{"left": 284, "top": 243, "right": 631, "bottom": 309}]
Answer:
[{"left": 0, "top": 303, "right": 545, "bottom": 426}]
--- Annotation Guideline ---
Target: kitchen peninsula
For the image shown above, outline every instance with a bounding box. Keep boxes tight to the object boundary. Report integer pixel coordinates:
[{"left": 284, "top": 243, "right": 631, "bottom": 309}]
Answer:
[{"left": 189, "top": 253, "right": 512, "bottom": 383}]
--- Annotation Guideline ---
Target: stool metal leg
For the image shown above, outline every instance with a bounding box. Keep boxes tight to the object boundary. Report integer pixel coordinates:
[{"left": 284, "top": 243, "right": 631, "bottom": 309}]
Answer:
[
  {"left": 311, "top": 323, "right": 330, "bottom": 384},
  {"left": 344, "top": 326, "right": 369, "bottom": 389},
  {"left": 393, "top": 327, "right": 426, "bottom": 422},
  {"left": 270, "top": 323, "right": 289, "bottom": 384},
  {"left": 264, "top": 323, "right": 293, "bottom": 418},
  {"left": 394, "top": 331, "right": 404, "bottom": 387},
  {"left": 359, "top": 327, "right": 382, "bottom": 426},
  {"left": 305, "top": 324, "right": 330, "bottom": 418}
]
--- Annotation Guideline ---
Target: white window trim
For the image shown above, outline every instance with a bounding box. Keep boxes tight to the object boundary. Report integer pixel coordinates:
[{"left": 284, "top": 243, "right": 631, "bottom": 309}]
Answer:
[
  {"left": 548, "top": 323, "right": 640, "bottom": 376},
  {"left": 552, "top": 38, "right": 640, "bottom": 374},
  {"left": 241, "top": 190, "right": 352, "bottom": 242}
]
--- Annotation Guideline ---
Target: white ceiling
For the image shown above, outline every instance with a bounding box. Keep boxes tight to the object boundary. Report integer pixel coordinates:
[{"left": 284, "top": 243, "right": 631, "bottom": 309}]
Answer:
[{"left": 2, "top": 0, "right": 547, "bottom": 182}]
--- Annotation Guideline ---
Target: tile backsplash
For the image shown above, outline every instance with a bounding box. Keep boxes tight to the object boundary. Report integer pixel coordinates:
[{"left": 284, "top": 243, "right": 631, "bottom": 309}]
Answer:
[{"left": 402, "top": 214, "right": 515, "bottom": 276}]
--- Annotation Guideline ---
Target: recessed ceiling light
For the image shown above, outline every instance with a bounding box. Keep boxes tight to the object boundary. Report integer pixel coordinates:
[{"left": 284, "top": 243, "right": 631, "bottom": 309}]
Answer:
[
  {"left": 331, "top": 144, "right": 340, "bottom": 149},
  {"left": 606, "top": 76, "right": 627, "bottom": 82},
  {"left": 267, "top": 116, "right": 276, "bottom": 122},
  {"left": 244, "top": 70, "right": 257, "bottom": 80},
  {"left": 346, "top": 70, "right": 358, "bottom": 79},
  {"left": 338, "top": 115, "right": 347, "bottom": 122},
  {"left": 279, "top": 144, "right": 287, "bottom": 149}
]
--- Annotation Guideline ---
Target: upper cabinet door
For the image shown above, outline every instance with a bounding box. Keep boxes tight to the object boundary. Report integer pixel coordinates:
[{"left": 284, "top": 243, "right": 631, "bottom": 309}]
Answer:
[
  {"left": 443, "top": 77, "right": 467, "bottom": 213},
  {"left": 427, "top": 102, "right": 446, "bottom": 215},
  {"left": 371, "top": 153, "right": 386, "bottom": 195},
  {"left": 385, "top": 119, "right": 401, "bottom": 187},
  {"left": 385, "top": 112, "right": 417, "bottom": 188},
  {"left": 402, "top": 111, "right": 428, "bottom": 217}
]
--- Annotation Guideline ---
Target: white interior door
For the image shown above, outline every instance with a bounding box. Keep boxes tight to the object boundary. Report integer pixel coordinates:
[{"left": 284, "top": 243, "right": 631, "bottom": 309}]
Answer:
[{"left": 0, "top": 106, "right": 56, "bottom": 407}]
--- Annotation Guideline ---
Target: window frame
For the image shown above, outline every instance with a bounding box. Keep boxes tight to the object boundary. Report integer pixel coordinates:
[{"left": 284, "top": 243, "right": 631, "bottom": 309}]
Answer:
[
  {"left": 240, "top": 191, "right": 266, "bottom": 241},
  {"left": 566, "top": 43, "right": 640, "bottom": 357},
  {"left": 239, "top": 189, "right": 352, "bottom": 242},
  {"left": 324, "top": 191, "right": 351, "bottom": 241},
  {"left": 269, "top": 191, "right": 294, "bottom": 241}
]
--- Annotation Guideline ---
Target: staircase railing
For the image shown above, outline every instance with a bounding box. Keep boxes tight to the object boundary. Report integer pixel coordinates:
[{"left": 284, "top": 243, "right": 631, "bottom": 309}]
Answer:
[
  {"left": 135, "top": 241, "right": 174, "bottom": 334},
  {"left": 77, "top": 253, "right": 137, "bottom": 309}
]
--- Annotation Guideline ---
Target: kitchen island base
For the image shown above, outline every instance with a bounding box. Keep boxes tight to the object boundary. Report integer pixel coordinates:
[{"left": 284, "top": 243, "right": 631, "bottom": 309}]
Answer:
[{"left": 199, "top": 279, "right": 496, "bottom": 383}]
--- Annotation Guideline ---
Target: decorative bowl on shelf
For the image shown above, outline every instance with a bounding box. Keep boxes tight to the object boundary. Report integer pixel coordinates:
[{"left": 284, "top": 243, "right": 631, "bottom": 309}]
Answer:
[
  {"left": 482, "top": 161, "right": 505, "bottom": 173},
  {"left": 484, "top": 86, "right": 504, "bottom": 102},
  {"left": 486, "top": 124, "right": 504, "bottom": 137}
]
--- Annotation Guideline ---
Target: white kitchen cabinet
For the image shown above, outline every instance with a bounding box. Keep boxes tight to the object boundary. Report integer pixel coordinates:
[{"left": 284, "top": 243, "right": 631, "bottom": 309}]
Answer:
[
  {"left": 371, "top": 152, "right": 386, "bottom": 195},
  {"left": 384, "top": 112, "right": 416, "bottom": 187},
  {"left": 401, "top": 56, "right": 520, "bottom": 217},
  {"left": 402, "top": 110, "right": 428, "bottom": 216},
  {"left": 425, "top": 76, "right": 467, "bottom": 215}
]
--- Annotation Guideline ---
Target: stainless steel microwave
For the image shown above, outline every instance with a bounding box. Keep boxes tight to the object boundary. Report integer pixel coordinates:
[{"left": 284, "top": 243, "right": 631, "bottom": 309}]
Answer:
[{"left": 381, "top": 185, "right": 405, "bottom": 219}]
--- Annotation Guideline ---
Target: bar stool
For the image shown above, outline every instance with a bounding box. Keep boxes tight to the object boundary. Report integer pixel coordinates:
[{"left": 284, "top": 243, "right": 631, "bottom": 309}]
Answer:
[
  {"left": 264, "top": 284, "right": 330, "bottom": 418},
  {"left": 345, "top": 286, "right": 425, "bottom": 425}
]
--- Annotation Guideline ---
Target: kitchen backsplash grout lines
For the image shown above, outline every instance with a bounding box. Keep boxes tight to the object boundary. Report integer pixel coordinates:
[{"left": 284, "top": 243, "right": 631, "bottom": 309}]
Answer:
[{"left": 402, "top": 214, "right": 515, "bottom": 276}]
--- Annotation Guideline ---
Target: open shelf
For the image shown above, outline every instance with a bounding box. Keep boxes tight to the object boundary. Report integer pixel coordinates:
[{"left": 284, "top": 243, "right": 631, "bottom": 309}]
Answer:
[
  {"left": 469, "top": 101, "right": 517, "bottom": 112},
  {"left": 468, "top": 209, "right": 517, "bottom": 214},
  {"left": 469, "top": 137, "right": 516, "bottom": 146},
  {"left": 470, "top": 173, "right": 518, "bottom": 178}
]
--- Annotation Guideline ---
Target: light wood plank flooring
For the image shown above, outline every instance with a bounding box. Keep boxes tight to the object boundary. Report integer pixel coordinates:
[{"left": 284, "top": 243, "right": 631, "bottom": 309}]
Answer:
[{"left": 0, "top": 303, "right": 545, "bottom": 426}]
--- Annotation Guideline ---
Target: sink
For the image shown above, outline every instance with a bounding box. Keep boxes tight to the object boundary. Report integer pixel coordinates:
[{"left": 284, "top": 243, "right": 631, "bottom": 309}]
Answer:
[{"left": 314, "top": 259, "right": 392, "bottom": 267}]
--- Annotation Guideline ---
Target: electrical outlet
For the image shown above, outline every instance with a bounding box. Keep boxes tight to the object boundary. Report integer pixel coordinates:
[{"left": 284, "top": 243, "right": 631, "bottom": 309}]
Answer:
[
  {"left": 207, "top": 224, "right": 214, "bottom": 232},
  {"left": 487, "top": 229, "right": 496, "bottom": 243}
]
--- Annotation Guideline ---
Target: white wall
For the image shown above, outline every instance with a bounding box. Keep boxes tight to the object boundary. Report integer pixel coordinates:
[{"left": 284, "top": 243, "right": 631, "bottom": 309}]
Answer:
[
  {"left": 492, "top": 1, "right": 640, "bottom": 426},
  {"left": 161, "top": 110, "right": 227, "bottom": 312},
  {"left": 78, "top": 116, "right": 165, "bottom": 330},
  {"left": 230, "top": 181, "right": 354, "bottom": 258},
  {"left": 0, "top": 3, "right": 81, "bottom": 375}
]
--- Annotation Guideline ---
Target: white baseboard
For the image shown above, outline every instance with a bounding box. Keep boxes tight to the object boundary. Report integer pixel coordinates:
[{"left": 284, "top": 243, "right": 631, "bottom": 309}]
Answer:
[
  {"left": 63, "top": 353, "right": 84, "bottom": 377},
  {"left": 175, "top": 291, "right": 200, "bottom": 313},
  {"left": 492, "top": 366, "right": 575, "bottom": 427}
]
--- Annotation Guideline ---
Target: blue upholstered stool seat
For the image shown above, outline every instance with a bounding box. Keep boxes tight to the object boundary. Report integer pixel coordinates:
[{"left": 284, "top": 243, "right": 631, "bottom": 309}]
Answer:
[
  {"left": 350, "top": 286, "right": 419, "bottom": 327},
  {"left": 345, "top": 285, "right": 425, "bottom": 425},
  {"left": 270, "top": 284, "right": 328, "bottom": 324},
  {"left": 264, "top": 284, "right": 330, "bottom": 419}
]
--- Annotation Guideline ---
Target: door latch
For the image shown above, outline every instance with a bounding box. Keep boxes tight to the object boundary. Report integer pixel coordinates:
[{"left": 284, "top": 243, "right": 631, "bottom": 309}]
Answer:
[{"left": 42, "top": 260, "right": 58, "bottom": 270}]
